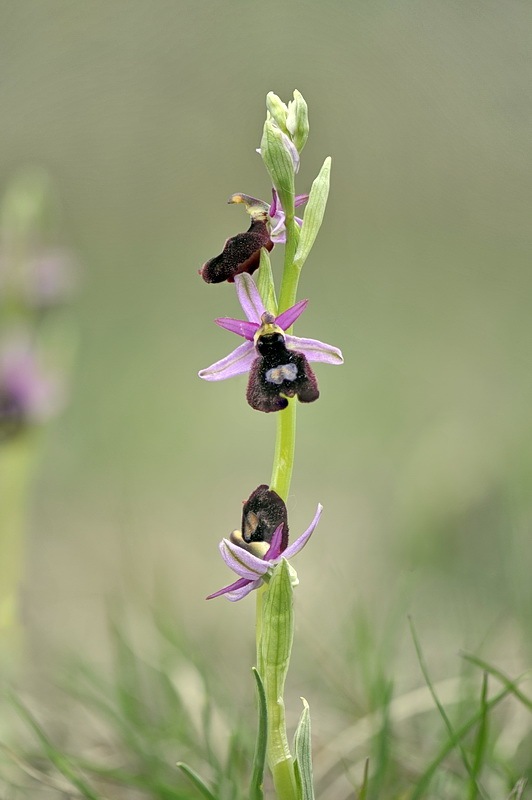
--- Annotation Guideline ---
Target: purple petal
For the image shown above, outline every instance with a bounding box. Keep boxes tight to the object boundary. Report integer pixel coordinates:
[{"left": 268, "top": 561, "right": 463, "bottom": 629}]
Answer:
[
  {"left": 283, "top": 504, "right": 323, "bottom": 560},
  {"left": 276, "top": 299, "right": 308, "bottom": 331},
  {"left": 215, "top": 317, "right": 258, "bottom": 340},
  {"left": 206, "top": 576, "right": 251, "bottom": 600},
  {"left": 225, "top": 578, "right": 262, "bottom": 601},
  {"left": 198, "top": 341, "right": 255, "bottom": 381},
  {"left": 264, "top": 524, "right": 284, "bottom": 561},
  {"left": 294, "top": 194, "right": 309, "bottom": 208},
  {"left": 219, "top": 538, "right": 270, "bottom": 580},
  {"left": 270, "top": 216, "right": 287, "bottom": 243},
  {"left": 234, "top": 273, "right": 265, "bottom": 323},
  {"left": 285, "top": 335, "right": 344, "bottom": 365}
]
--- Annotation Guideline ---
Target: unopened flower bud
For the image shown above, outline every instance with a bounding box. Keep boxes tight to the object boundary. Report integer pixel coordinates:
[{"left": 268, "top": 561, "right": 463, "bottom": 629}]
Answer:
[
  {"left": 266, "top": 92, "right": 289, "bottom": 134},
  {"left": 286, "top": 90, "right": 309, "bottom": 153}
]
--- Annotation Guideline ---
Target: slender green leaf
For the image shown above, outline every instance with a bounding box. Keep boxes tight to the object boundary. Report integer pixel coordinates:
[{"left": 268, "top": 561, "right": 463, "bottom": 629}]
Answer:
[
  {"left": 293, "top": 157, "right": 331, "bottom": 270},
  {"left": 249, "top": 667, "right": 267, "bottom": 800},
  {"left": 293, "top": 698, "right": 314, "bottom": 800},
  {"left": 176, "top": 762, "right": 217, "bottom": 800}
]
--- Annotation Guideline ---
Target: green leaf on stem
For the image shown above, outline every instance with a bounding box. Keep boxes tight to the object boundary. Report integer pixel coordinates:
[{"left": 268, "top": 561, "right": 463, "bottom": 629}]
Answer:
[
  {"left": 293, "top": 697, "right": 315, "bottom": 800},
  {"left": 294, "top": 157, "right": 331, "bottom": 270},
  {"left": 249, "top": 667, "right": 267, "bottom": 800},
  {"left": 260, "top": 559, "right": 298, "bottom": 799},
  {"left": 256, "top": 248, "right": 278, "bottom": 316},
  {"left": 261, "top": 559, "right": 294, "bottom": 718}
]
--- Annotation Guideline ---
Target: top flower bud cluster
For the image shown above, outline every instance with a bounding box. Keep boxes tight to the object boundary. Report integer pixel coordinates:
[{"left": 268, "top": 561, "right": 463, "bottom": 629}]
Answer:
[
  {"left": 200, "top": 90, "right": 311, "bottom": 286},
  {"left": 198, "top": 90, "right": 341, "bottom": 415}
]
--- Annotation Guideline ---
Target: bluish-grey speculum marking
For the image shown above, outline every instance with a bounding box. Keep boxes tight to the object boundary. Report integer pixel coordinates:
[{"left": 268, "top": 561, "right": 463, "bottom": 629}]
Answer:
[{"left": 265, "top": 363, "right": 298, "bottom": 385}]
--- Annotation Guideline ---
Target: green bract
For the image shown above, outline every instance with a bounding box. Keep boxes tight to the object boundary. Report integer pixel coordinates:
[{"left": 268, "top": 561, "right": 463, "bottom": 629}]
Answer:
[
  {"left": 260, "top": 119, "right": 296, "bottom": 220},
  {"left": 261, "top": 559, "right": 295, "bottom": 764},
  {"left": 293, "top": 699, "right": 315, "bottom": 800},
  {"left": 294, "top": 157, "right": 331, "bottom": 271},
  {"left": 256, "top": 248, "right": 278, "bottom": 317}
]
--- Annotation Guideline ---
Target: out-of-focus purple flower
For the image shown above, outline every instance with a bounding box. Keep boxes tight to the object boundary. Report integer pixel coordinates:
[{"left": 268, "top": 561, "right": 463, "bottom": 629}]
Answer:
[
  {"left": 0, "top": 340, "right": 61, "bottom": 440},
  {"left": 207, "top": 492, "right": 322, "bottom": 601},
  {"left": 0, "top": 246, "right": 76, "bottom": 310},
  {"left": 198, "top": 273, "right": 343, "bottom": 412},
  {"left": 27, "top": 248, "right": 76, "bottom": 309},
  {"left": 199, "top": 192, "right": 308, "bottom": 284}
]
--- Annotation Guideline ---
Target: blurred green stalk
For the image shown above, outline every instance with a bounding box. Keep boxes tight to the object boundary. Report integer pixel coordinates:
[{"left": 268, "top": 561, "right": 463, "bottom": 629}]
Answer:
[{"left": 0, "top": 434, "right": 38, "bottom": 666}]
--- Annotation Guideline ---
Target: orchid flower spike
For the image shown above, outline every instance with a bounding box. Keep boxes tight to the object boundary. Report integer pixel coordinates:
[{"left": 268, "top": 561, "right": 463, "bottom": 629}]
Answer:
[
  {"left": 207, "top": 484, "right": 323, "bottom": 601},
  {"left": 198, "top": 273, "right": 343, "bottom": 412},
  {"left": 199, "top": 192, "right": 308, "bottom": 284}
]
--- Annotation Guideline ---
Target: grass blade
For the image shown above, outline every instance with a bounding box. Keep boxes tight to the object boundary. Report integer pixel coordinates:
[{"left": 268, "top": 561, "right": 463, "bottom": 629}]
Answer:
[
  {"left": 358, "top": 758, "right": 369, "bottom": 800},
  {"left": 409, "top": 618, "right": 488, "bottom": 799},
  {"left": 461, "top": 653, "right": 532, "bottom": 712},
  {"left": 177, "top": 762, "right": 217, "bottom": 800},
  {"left": 9, "top": 692, "right": 103, "bottom": 800},
  {"left": 411, "top": 685, "right": 513, "bottom": 800},
  {"left": 468, "top": 673, "right": 489, "bottom": 800}
]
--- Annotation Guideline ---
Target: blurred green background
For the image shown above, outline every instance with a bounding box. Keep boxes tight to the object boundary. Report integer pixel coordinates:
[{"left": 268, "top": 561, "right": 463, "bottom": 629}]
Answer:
[{"left": 1, "top": 0, "right": 531, "bottom": 695}]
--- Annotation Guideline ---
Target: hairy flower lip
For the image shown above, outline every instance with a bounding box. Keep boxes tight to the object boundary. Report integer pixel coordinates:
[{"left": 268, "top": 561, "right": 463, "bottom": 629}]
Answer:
[
  {"left": 199, "top": 192, "right": 309, "bottom": 284},
  {"left": 198, "top": 273, "right": 343, "bottom": 383},
  {"left": 206, "top": 503, "right": 323, "bottom": 601},
  {"left": 200, "top": 218, "right": 273, "bottom": 284}
]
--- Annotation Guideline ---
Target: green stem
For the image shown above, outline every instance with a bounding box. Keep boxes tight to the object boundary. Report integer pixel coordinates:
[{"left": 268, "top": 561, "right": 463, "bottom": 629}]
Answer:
[
  {"left": 256, "top": 584, "right": 265, "bottom": 674},
  {"left": 269, "top": 399, "right": 296, "bottom": 503},
  {"left": 0, "top": 433, "right": 38, "bottom": 666},
  {"left": 270, "top": 215, "right": 301, "bottom": 503},
  {"left": 256, "top": 211, "right": 303, "bottom": 800},
  {"left": 270, "top": 758, "right": 298, "bottom": 800},
  {"left": 278, "top": 217, "right": 301, "bottom": 315}
]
